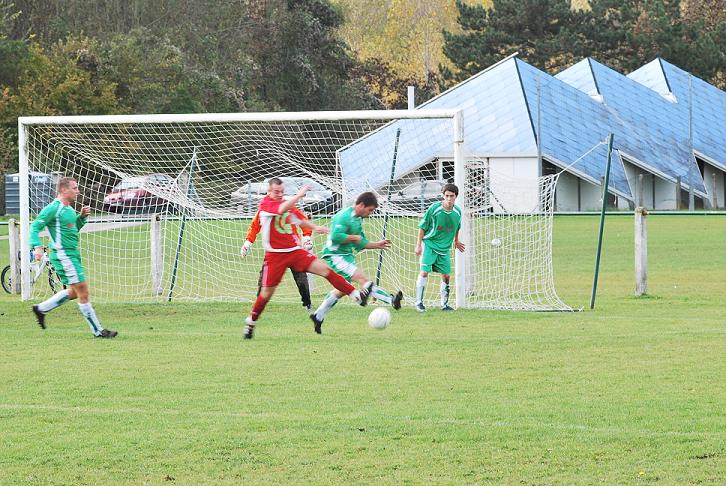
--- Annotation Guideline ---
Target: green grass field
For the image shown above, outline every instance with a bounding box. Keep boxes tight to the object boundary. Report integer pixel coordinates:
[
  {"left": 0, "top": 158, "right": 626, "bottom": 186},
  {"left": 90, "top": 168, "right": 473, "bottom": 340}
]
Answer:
[{"left": 1, "top": 215, "right": 724, "bottom": 484}]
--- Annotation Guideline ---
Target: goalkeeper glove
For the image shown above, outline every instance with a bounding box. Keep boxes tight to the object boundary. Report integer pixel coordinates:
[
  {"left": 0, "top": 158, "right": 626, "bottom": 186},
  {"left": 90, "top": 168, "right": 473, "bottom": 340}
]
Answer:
[
  {"left": 240, "top": 240, "right": 253, "bottom": 257},
  {"left": 302, "top": 236, "right": 313, "bottom": 251}
]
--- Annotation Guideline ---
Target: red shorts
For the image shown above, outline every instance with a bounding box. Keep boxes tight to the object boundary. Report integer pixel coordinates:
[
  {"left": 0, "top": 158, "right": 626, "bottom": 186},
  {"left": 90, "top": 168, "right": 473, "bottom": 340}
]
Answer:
[{"left": 261, "top": 249, "right": 317, "bottom": 288}]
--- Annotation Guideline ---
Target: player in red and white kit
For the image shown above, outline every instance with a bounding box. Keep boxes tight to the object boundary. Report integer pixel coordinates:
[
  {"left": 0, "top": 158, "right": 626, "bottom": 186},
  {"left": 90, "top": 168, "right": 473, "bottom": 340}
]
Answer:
[{"left": 243, "top": 177, "right": 372, "bottom": 339}]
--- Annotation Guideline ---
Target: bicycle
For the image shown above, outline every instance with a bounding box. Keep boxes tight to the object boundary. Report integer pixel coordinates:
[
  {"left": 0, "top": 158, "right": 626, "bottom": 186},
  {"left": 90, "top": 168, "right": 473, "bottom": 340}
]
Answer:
[{"left": 2, "top": 249, "right": 66, "bottom": 294}]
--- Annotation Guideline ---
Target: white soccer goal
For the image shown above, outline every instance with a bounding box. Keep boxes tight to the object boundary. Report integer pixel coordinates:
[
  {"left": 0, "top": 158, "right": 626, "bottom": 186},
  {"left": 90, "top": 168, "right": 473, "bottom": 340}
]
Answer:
[{"left": 18, "top": 110, "right": 570, "bottom": 311}]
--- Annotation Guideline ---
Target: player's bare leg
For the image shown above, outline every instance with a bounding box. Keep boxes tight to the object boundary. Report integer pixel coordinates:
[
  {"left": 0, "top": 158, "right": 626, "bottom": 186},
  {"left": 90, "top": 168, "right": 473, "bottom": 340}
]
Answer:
[{"left": 245, "top": 285, "right": 276, "bottom": 339}]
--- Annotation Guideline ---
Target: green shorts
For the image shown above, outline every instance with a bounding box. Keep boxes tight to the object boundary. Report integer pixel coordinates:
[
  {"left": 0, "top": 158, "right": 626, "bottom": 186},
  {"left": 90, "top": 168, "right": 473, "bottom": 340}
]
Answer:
[
  {"left": 49, "top": 248, "right": 86, "bottom": 285},
  {"left": 323, "top": 254, "right": 358, "bottom": 282},
  {"left": 420, "top": 243, "right": 451, "bottom": 274}
]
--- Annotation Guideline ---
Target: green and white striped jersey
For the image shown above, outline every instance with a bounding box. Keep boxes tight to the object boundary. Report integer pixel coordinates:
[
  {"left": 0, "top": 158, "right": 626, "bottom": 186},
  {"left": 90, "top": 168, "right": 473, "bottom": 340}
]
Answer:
[{"left": 30, "top": 199, "right": 87, "bottom": 251}]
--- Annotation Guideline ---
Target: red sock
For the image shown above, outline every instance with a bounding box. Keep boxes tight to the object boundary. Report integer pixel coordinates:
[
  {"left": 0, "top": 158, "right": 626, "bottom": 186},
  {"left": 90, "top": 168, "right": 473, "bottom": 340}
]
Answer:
[
  {"left": 250, "top": 295, "right": 269, "bottom": 321},
  {"left": 324, "top": 270, "right": 355, "bottom": 295}
]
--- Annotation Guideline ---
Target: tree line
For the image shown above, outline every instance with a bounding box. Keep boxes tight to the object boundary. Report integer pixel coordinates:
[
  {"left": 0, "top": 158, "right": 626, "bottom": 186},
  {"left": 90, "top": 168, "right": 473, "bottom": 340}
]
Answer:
[{"left": 1, "top": 0, "right": 723, "bottom": 185}]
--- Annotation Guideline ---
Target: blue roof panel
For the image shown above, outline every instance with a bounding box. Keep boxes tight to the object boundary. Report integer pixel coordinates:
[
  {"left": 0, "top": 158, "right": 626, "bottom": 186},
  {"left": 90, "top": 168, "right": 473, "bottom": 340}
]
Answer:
[
  {"left": 340, "top": 58, "right": 633, "bottom": 198},
  {"left": 629, "top": 59, "right": 726, "bottom": 171},
  {"left": 557, "top": 58, "right": 707, "bottom": 195},
  {"left": 516, "top": 59, "right": 632, "bottom": 196}
]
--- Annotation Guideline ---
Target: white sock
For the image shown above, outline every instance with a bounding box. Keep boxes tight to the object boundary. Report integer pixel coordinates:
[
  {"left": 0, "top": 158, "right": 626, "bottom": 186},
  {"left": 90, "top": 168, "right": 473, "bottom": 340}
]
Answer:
[
  {"left": 416, "top": 275, "right": 428, "bottom": 305},
  {"left": 78, "top": 302, "right": 104, "bottom": 335},
  {"left": 440, "top": 281, "right": 450, "bottom": 307},
  {"left": 372, "top": 286, "right": 392, "bottom": 304},
  {"left": 37, "top": 289, "right": 70, "bottom": 313},
  {"left": 315, "top": 291, "right": 340, "bottom": 319}
]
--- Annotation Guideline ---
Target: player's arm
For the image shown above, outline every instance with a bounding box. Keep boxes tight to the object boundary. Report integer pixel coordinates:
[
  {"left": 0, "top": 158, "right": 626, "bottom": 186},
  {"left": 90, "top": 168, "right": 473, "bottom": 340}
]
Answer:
[
  {"left": 328, "top": 213, "right": 355, "bottom": 244},
  {"left": 356, "top": 227, "right": 373, "bottom": 250},
  {"left": 245, "top": 211, "right": 262, "bottom": 243},
  {"left": 454, "top": 229, "right": 465, "bottom": 252},
  {"left": 364, "top": 240, "right": 390, "bottom": 250},
  {"left": 277, "top": 185, "right": 309, "bottom": 215},
  {"left": 76, "top": 206, "right": 91, "bottom": 230},
  {"left": 415, "top": 206, "right": 433, "bottom": 256},
  {"left": 241, "top": 211, "right": 261, "bottom": 257},
  {"left": 298, "top": 218, "right": 329, "bottom": 235},
  {"left": 415, "top": 228, "right": 425, "bottom": 256},
  {"left": 291, "top": 208, "right": 315, "bottom": 249},
  {"left": 30, "top": 203, "right": 57, "bottom": 259}
]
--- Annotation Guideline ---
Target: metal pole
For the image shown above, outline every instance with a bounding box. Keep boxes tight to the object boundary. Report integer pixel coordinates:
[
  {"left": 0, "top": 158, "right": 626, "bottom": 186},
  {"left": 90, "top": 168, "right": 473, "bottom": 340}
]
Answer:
[
  {"left": 9, "top": 219, "right": 20, "bottom": 293},
  {"left": 18, "top": 120, "right": 31, "bottom": 300},
  {"left": 453, "top": 111, "right": 467, "bottom": 308},
  {"left": 688, "top": 75, "right": 695, "bottom": 210},
  {"left": 407, "top": 86, "right": 415, "bottom": 110},
  {"left": 168, "top": 148, "right": 198, "bottom": 301},
  {"left": 537, "top": 75, "right": 542, "bottom": 178},
  {"left": 375, "top": 128, "right": 401, "bottom": 288},
  {"left": 590, "top": 134, "right": 614, "bottom": 310}
]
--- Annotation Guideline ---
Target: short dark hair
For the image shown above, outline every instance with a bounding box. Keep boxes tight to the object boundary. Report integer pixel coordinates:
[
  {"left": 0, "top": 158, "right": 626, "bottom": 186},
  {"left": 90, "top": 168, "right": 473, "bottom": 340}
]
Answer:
[
  {"left": 268, "top": 177, "right": 283, "bottom": 186},
  {"left": 442, "top": 183, "right": 459, "bottom": 196},
  {"left": 57, "top": 177, "right": 76, "bottom": 193},
  {"left": 355, "top": 191, "right": 378, "bottom": 208}
]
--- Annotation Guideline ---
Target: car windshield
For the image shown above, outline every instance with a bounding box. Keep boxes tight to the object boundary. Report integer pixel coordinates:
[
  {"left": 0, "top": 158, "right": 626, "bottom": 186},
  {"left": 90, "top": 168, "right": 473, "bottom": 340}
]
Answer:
[
  {"left": 114, "top": 180, "right": 144, "bottom": 190},
  {"left": 279, "top": 178, "right": 325, "bottom": 195},
  {"left": 402, "top": 181, "right": 443, "bottom": 197},
  {"left": 236, "top": 183, "right": 267, "bottom": 194}
]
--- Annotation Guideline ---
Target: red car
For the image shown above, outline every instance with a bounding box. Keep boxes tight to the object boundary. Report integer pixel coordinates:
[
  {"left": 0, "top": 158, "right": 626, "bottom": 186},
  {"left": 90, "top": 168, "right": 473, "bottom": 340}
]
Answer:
[{"left": 102, "top": 174, "right": 176, "bottom": 213}]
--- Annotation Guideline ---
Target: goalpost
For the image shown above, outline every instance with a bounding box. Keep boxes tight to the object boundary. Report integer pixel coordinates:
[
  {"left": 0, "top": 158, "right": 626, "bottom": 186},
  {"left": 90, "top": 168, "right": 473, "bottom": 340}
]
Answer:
[{"left": 18, "top": 110, "right": 569, "bottom": 311}]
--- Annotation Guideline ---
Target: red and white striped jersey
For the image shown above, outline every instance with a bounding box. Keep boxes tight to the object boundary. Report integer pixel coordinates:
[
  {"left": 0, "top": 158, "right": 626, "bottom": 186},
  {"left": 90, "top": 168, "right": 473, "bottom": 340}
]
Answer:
[{"left": 258, "top": 196, "right": 304, "bottom": 252}]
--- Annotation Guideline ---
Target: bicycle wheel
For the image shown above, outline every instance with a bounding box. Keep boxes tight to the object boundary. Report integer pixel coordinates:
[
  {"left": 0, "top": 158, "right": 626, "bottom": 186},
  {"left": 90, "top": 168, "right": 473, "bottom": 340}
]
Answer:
[
  {"left": 1, "top": 265, "right": 12, "bottom": 294},
  {"left": 48, "top": 266, "right": 66, "bottom": 293}
]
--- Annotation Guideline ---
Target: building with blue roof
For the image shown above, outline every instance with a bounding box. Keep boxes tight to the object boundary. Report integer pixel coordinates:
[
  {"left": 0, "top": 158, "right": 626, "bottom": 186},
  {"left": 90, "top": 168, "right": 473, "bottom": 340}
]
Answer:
[
  {"left": 558, "top": 58, "right": 712, "bottom": 209},
  {"left": 338, "top": 55, "right": 725, "bottom": 211},
  {"left": 629, "top": 58, "right": 726, "bottom": 208}
]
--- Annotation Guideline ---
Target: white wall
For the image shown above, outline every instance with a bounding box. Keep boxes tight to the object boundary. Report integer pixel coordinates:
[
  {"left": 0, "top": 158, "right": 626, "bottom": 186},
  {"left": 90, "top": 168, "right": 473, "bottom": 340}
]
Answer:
[
  {"left": 488, "top": 157, "right": 540, "bottom": 214},
  {"left": 654, "top": 177, "right": 678, "bottom": 209},
  {"left": 555, "top": 171, "right": 631, "bottom": 211},
  {"left": 555, "top": 171, "right": 579, "bottom": 211},
  {"left": 580, "top": 180, "right": 603, "bottom": 211}
]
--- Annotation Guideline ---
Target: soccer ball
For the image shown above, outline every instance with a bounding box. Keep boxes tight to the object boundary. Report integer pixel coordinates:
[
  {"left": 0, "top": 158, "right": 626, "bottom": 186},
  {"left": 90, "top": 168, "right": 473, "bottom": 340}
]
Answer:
[
  {"left": 491, "top": 238, "right": 502, "bottom": 247},
  {"left": 368, "top": 307, "right": 391, "bottom": 330}
]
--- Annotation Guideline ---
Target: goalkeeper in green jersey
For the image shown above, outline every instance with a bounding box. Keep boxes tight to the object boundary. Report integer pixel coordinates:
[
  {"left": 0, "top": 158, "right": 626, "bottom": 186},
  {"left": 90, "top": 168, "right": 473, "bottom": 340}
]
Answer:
[
  {"left": 414, "top": 183, "right": 466, "bottom": 312},
  {"left": 29, "top": 177, "right": 117, "bottom": 338},
  {"left": 310, "top": 191, "right": 403, "bottom": 334}
]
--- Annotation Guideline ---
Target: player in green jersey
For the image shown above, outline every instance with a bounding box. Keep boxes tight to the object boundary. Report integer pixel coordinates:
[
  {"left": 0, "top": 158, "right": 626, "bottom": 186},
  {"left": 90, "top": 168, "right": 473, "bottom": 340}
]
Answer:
[
  {"left": 414, "top": 183, "right": 465, "bottom": 312},
  {"left": 29, "top": 177, "right": 117, "bottom": 338},
  {"left": 310, "top": 192, "right": 403, "bottom": 334}
]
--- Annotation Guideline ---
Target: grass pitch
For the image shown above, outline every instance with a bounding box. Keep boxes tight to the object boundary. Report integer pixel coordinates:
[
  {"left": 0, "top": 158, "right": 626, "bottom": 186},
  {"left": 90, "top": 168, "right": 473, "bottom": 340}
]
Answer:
[{"left": 0, "top": 215, "right": 724, "bottom": 484}]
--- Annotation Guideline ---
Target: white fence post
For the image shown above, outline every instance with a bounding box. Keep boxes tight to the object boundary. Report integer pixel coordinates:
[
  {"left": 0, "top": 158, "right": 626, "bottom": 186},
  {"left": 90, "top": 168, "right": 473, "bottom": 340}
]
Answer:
[
  {"left": 9, "top": 219, "right": 20, "bottom": 294},
  {"left": 635, "top": 207, "right": 648, "bottom": 296},
  {"left": 150, "top": 214, "right": 164, "bottom": 296}
]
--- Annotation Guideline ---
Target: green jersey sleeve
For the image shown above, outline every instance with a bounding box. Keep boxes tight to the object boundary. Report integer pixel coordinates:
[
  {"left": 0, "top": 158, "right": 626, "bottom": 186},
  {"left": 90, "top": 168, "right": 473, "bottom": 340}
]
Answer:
[
  {"left": 76, "top": 214, "right": 88, "bottom": 230},
  {"left": 356, "top": 226, "right": 368, "bottom": 251},
  {"left": 418, "top": 204, "right": 435, "bottom": 231},
  {"left": 29, "top": 201, "right": 58, "bottom": 248},
  {"left": 329, "top": 211, "right": 350, "bottom": 245}
]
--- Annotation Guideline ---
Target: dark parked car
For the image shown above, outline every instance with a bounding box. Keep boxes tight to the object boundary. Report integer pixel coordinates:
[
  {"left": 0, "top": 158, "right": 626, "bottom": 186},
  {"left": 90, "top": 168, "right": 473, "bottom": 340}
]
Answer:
[
  {"left": 388, "top": 180, "right": 446, "bottom": 212},
  {"left": 102, "top": 174, "right": 177, "bottom": 213}
]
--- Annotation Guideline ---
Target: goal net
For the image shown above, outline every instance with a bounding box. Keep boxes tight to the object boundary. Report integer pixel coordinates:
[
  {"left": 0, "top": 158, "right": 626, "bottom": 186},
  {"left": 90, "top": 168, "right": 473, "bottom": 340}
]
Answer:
[{"left": 18, "top": 110, "right": 570, "bottom": 311}]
